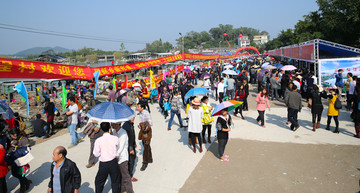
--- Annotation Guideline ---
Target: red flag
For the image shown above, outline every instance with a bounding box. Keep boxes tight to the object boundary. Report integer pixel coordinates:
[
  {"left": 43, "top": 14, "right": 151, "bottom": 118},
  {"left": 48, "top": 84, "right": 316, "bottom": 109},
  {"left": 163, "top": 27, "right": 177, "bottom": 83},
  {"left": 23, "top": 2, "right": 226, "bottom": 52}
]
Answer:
[{"left": 125, "top": 76, "right": 128, "bottom": 88}]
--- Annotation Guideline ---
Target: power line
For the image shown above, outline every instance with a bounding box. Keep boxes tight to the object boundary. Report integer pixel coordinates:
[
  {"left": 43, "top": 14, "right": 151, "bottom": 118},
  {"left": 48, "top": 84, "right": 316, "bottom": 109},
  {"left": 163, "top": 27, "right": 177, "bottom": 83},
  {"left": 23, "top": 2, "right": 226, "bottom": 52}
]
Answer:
[{"left": 0, "top": 23, "right": 148, "bottom": 44}]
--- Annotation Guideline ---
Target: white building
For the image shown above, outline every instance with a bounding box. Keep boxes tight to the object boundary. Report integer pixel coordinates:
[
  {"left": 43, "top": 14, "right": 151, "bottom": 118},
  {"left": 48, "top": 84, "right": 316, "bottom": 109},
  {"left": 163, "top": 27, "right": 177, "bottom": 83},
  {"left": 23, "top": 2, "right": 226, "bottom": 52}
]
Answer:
[
  {"left": 253, "top": 34, "right": 269, "bottom": 45},
  {"left": 238, "top": 36, "right": 250, "bottom": 47}
]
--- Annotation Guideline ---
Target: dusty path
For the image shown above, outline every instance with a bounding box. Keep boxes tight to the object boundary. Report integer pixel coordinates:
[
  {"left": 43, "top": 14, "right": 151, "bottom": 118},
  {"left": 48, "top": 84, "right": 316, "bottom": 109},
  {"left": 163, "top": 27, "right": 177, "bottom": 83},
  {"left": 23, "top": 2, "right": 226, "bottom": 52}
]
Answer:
[{"left": 180, "top": 139, "right": 360, "bottom": 193}]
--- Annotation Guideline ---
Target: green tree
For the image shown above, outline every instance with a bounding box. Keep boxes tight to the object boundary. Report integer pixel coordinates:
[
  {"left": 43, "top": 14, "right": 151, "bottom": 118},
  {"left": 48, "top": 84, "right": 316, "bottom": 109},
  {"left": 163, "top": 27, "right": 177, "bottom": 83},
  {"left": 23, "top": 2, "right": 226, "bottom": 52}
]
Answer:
[
  {"left": 120, "top": 43, "right": 125, "bottom": 51},
  {"left": 266, "top": 0, "right": 360, "bottom": 50},
  {"left": 145, "top": 40, "right": 173, "bottom": 53}
]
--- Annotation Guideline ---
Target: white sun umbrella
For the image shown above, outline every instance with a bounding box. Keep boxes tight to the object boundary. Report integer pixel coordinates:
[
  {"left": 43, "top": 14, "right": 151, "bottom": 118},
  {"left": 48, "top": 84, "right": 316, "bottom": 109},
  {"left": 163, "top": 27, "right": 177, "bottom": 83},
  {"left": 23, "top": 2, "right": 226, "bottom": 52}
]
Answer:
[
  {"left": 222, "top": 69, "right": 238, "bottom": 76},
  {"left": 266, "top": 65, "right": 277, "bottom": 70},
  {"left": 224, "top": 65, "right": 234, "bottom": 69},
  {"left": 261, "top": 62, "right": 270, "bottom": 68}
]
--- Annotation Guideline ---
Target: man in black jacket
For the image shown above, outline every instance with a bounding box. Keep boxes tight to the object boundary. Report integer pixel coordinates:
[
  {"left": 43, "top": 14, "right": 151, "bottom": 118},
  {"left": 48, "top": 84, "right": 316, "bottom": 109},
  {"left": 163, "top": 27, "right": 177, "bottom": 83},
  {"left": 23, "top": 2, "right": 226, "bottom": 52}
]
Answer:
[
  {"left": 122, "top": 117, "right": 138, "bottom": 182},
  {"left": 181, "top": 81, "right": 193, "bottom": 106},
  {"left": 48, "top": 146, "right": 81, "bottom": 193},
  {"left": 44, "top": 98, "right": 56, "bottom": 137}
]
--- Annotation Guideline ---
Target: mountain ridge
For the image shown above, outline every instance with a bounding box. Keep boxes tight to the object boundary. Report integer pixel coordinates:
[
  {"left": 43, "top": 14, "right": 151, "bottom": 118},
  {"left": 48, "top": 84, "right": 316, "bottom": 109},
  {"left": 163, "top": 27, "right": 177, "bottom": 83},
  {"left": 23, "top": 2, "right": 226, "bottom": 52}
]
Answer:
[{"left": 14, "top": 46, "right": 72, "bottom": 57}]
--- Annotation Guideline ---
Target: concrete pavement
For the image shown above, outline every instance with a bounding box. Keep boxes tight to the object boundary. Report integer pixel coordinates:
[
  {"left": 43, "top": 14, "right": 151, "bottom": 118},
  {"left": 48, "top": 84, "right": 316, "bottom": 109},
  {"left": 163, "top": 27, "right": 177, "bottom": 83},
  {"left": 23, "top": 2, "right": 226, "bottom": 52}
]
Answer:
[{"left": 7, "top": 83, "right": 360, "bottom": 193}]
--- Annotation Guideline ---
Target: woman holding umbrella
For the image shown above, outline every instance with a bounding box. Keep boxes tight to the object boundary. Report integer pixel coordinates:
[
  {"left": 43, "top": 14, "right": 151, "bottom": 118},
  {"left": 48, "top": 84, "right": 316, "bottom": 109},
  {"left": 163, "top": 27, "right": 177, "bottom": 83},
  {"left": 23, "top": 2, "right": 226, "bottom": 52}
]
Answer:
[
  {"left": 256, "top": 87, "right": 271, "bottom": 127},
  {"left": 216, "top": 108, "right": 233, "bottom": 162}
]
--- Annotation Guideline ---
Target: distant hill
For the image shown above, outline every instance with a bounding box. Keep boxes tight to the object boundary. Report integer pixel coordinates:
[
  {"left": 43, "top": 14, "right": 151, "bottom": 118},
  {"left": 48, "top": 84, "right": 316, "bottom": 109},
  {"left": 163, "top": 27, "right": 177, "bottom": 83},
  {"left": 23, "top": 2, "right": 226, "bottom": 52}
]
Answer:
[{"left": 14, "top": 46, "right": 72, "bottom": 57}]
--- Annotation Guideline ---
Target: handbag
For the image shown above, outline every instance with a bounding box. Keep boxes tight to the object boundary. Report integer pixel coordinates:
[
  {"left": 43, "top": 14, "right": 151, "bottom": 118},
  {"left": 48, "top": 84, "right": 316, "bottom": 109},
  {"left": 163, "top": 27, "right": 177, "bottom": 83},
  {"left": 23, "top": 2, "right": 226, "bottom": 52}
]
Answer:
[
  {"left": 83, "top": 122, "right": 96, "bottom": 136},
  {"left": 164, "top": 101, "right": 171, "bottom": 111},
  {"left": 15, "top": 148, "right": 34, "bottom": 166},
  {"left": 334, "top": 97, "right": 342, "bottom": 109},
  {"left": 182, "top": 118, "right": 189, "bottom": 127}
]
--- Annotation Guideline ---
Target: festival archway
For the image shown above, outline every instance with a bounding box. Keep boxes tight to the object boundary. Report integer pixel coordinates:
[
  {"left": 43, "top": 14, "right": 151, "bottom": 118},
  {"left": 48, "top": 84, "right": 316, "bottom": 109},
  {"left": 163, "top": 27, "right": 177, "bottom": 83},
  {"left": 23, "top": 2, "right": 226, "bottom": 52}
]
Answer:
[{"left": 235, "top": 46, "right": 260, "bottom": 55}]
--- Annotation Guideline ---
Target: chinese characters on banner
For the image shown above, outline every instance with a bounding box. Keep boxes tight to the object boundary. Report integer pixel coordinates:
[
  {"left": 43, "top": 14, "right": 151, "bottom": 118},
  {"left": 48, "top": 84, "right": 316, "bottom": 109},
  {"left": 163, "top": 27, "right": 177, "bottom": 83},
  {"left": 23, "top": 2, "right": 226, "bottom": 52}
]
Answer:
[{"left": 0, "top": 52, "right": 243, "bottom": 80}]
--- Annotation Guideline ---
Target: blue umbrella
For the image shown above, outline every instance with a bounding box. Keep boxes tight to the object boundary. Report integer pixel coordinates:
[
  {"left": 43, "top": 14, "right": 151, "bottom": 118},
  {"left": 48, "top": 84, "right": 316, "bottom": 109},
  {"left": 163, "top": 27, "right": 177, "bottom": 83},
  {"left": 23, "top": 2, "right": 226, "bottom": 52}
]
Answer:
[
  {"left": 222, "top": 69, "right": 238, "bottom": 76},
  {"left": 86, "top": 102, "right": 135, "bottom": 122},
  {"left": 0, "top": 100, "right": 14, "bottom": 119},
  {"left": 185, "top": 88, "right": 210, "bottom": 100},
  {"left": 273, "top": 63, "right": 284, "bottom": 69}
]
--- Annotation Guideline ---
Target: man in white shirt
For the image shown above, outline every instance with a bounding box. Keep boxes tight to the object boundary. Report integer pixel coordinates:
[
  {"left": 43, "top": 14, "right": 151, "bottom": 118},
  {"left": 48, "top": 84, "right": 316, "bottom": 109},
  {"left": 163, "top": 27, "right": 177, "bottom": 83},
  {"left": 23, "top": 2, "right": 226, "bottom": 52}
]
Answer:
[
  {"left": 112, "top": 123, "right": 134, "bottom": 193},
  {"left": 132, "top": 79, "right": 141, "bottom": 91},
  {"left": 66, "top": 97, "right": 83, "bottom": 149},
  {"left": 347, "top": 76, "right": 357, "bottom": 111},
  {"left": 217, "top": 78, "right": 225, "bottom": 102},
  {"left": 93, "top": 122, "right": 121, "bottom": 193}
]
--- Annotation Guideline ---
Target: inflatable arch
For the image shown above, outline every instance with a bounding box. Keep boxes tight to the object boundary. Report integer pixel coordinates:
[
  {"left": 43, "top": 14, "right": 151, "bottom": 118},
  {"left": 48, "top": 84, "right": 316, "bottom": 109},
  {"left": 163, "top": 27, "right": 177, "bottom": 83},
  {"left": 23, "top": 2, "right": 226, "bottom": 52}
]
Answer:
[{"left": 235, "top": 46, "right": 260, "bottom": 55}]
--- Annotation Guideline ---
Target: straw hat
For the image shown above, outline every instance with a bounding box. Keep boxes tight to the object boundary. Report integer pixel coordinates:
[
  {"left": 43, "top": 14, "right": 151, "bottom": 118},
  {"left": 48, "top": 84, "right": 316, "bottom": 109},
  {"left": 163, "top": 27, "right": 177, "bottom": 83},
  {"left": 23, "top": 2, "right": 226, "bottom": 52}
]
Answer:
[{"left": 192, "top": 97, "right": 201, "bottom": 105}]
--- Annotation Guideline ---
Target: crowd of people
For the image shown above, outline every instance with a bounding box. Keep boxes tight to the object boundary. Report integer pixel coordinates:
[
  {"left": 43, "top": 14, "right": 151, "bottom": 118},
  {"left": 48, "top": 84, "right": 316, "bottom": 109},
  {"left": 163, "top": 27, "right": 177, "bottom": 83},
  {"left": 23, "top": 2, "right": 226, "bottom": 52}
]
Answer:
[{"left": 1, "top": 56, "right": 360, "bottom": 192}]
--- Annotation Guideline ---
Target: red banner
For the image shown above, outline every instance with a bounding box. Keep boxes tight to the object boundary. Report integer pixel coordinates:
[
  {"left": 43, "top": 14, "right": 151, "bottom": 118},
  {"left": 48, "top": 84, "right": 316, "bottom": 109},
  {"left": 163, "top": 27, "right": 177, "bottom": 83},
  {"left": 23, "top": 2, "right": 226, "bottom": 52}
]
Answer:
[
  {"left": 0, "top": 53, "right": 242, "bottom": 80},
  {"left": 0, "top": 58, "right": 93, "bottom": 80},
  {"left": 120, "top": 65, "right": 184, "bottom": 88}
]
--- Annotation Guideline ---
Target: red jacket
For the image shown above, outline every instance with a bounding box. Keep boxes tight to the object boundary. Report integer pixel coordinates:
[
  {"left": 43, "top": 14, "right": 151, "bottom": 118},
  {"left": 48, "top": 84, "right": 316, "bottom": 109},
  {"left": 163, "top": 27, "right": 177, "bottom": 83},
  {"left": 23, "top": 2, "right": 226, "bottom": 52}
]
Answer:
[
  {"left": 0, "top": 148, "right": 9, "bottom": 177},
  {"left": 235, "top": 90, "right": 246, "bottom": 101}
]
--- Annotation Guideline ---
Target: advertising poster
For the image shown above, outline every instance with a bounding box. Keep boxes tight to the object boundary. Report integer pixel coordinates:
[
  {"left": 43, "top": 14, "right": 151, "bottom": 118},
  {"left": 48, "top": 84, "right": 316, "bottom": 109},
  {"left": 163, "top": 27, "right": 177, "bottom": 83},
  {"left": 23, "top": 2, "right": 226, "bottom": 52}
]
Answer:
[{"left": 319, "top": 57, "right": 360, "bottom": 90}]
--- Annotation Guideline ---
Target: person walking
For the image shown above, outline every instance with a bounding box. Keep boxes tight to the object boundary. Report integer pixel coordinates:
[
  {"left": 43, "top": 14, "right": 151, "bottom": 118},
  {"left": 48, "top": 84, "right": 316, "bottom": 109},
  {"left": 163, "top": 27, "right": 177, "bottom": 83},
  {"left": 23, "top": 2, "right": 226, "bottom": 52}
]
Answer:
[
  {"left": 122, "top": 117, "right": 138, "bottom": 182},
  {"left": 217, "top": 78, "right": 225, "bottom": 103},
  {"left": 234, "top": 85, "right": 245, "bottom": 119},
  {"left": 242, "top": 79, "right": 249, "bottom": 111},
  {"left": 347, "top": 76, "right": 356, "bottom": 111},
  {"left": 262, "top": 72, "right": 270, "bottom": 94},
  {"left": 216, "top": 109, "right": 233, "bottom": 162},
  {"left": 136, "top": 103, "right": 153, "bottom": 171},
  {"left": 188, "top": 98, "right": 204, "bottom": 153},
  {"left": 107, "top": 86, "right": 117, "bottom": 102},
  {"left": 168, "top": 91, "right": 183, "bottom": 130},
  {"left": 308, "top": 85, "right": 326, "bottom": 131},
  {"left": 7, "top": 127, "right": 32, "bottom": 193},
  {"left": 0, "top": 143, "right": 8, "bottom": 193},
  {"left": 111, "top": 123, "right": 134, "bottom": 193},
  {"left": 84, "top": 120, "right": 103, "bottom": 168},
  {"left": 47, "top": 146, "right": 81, "bottom": 193},
  {"left": 161, "top": 87, "right": 171, "bottom": 119},
  {"left": 226, "top": 75, "right": 235, "bottom": 100},
  {"left": 181, "top": 81, "right": 193, "bottom": 106},
  {"left": 255, "top": 88, "right": 271, "bottom": 127},
  {"left": 66, "top": 97, "right": 83, "bottom": 149},
  {"left": 201, "top": 96, "right": 213, "bottom": 143},
  {"left": 351, "top": 81, "right": 360, "bottom": 138},
  {"left": 93, "top": 122, "right": 121, "bottom": 193},
  {"left": 140, "top": 81, "right": 151, "bottom": 113},
  {"left": 324, "top": 86, "right": 340, "bottom": 133},
  {"left": 335, "top": 69, "right": 344, "bottom": 100},
  {"left": 285, "top": 85, "right": 302, "bottom": 131},
  {"left": 44, "top": 97, "right": 56, "bottom": 137},
  {"left": 270, "top": 73, "right": 280, "bottom": 100}
]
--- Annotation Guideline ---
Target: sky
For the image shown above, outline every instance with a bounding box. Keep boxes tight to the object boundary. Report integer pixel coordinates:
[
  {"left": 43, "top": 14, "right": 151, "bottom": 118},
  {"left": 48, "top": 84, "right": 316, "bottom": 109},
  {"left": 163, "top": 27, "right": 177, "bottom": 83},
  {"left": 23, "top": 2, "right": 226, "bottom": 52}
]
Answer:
[{"left": 0, "top": 0, "right": 318, "bottom": 55}]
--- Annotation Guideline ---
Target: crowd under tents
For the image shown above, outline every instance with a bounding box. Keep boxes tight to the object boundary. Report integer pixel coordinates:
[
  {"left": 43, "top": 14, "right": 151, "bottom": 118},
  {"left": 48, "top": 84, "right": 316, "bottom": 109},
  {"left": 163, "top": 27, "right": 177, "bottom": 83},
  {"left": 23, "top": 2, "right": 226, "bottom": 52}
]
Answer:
[{"left": 268, "top": 39, "right": 360, "bottom": 84}]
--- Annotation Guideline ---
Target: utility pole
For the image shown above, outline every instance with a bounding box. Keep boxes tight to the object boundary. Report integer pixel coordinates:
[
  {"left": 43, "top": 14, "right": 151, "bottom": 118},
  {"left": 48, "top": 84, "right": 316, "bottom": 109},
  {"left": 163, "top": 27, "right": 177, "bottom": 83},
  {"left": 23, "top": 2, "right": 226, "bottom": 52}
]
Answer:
[{"left": 179, "top": 32, "right": 184, "bottom": 63}]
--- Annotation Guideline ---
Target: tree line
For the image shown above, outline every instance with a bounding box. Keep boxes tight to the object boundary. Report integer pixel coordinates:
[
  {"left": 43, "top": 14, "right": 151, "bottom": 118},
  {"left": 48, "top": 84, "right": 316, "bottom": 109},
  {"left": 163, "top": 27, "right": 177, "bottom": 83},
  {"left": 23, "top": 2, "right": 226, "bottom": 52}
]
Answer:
[{"left": 265, "top": 0, "right": 360, "bottom": 50}]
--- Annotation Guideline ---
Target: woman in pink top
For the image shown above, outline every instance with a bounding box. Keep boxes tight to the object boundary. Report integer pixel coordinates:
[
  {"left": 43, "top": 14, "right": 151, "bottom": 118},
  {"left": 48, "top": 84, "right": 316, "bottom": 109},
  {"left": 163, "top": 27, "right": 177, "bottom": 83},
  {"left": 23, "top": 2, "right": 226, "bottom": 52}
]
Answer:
[{"left": 256, "top": 88, "right": 271, "bottom": 127}]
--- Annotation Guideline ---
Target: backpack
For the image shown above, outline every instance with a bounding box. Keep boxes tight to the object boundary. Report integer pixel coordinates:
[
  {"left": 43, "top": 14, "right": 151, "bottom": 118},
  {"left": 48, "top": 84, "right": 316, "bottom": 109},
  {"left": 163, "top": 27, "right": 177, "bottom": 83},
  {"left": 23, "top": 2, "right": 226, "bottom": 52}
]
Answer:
[
  {"left": 16, "top": 117, "right": 26, "bottom": 131},
  {"left": 334, "top": 96, "right": 342, "bottom": 110}
]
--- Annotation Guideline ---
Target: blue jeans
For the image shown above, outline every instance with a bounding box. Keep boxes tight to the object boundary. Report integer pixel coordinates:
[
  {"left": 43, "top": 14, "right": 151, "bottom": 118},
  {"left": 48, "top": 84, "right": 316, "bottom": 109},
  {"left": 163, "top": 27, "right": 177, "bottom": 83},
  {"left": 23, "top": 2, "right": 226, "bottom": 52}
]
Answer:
[
  {"left": 68, "top": 124, "right": 81, "bottom": 145},
  {"left": 168, "top": 110, "right": 183, "bottom": 128}
]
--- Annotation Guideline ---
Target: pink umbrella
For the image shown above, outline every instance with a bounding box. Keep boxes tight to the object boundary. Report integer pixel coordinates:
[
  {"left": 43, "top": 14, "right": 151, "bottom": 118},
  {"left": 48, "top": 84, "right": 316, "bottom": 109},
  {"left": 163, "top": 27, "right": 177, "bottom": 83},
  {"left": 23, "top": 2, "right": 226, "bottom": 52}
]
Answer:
[{"left": 281, "top": 65, "right": 297, "bottom": 71}]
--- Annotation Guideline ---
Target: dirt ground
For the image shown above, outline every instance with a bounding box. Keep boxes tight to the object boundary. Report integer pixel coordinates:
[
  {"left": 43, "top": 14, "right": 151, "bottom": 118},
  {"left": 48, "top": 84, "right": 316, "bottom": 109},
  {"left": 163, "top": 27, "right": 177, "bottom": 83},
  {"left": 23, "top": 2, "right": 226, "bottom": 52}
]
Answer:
[{"left": 180, "top": 139, "right": 360, "bottom": 193}]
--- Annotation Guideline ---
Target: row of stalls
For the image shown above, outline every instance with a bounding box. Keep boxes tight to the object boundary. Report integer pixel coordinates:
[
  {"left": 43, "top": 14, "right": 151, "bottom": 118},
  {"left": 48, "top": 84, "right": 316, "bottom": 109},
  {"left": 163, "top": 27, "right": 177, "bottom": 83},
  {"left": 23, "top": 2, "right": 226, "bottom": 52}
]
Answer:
[{"left": 268, "top": 39, "right": 360, "bottom": 87}]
